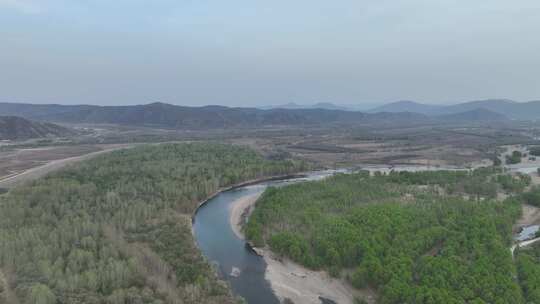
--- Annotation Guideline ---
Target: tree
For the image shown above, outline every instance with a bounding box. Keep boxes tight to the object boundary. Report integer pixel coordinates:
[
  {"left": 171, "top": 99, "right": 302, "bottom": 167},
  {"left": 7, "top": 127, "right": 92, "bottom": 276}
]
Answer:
[
  {"left": 27, "top": 284, "right": 56, "bottom": 304},
  {"left": 506, "top": 151, "right": 522, "bottom": 164}
]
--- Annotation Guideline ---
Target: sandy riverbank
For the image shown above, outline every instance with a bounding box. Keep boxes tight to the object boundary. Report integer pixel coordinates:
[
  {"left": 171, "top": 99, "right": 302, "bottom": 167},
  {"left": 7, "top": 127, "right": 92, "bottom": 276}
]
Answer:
[
  {"left": 229, "top": 192, "right": 263, "bottom": 239},
  {"left": 262, "top": 250, "right": 376, "bottom": 304},
  {"left": 229, "top": 191, "right": 376, "bottom": 304}
]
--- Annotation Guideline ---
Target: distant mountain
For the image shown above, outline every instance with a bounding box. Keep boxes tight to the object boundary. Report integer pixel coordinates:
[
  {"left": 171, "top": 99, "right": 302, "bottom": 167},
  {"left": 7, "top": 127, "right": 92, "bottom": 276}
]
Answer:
[
  {"left": 367, "top": 100, "right": 443, "bottom": 115},
  {"left": 442, "top": 99, "right": 540, "bottom": 120},
  {"left": 262, "top": 102, "right": 302, "bottom": 109},
  {"left": 341, "top": 102, "right": 385, "bottom": 111},
  {"left": 369, "top": 99, "right": 540, "bottom": 120},
  {"left": 0, "top": 102, "right": 430, "bottom": 129},
  {"left": 436, "top": 109, "right": 509, "bottom": 122},
  {"left": 0, "top": 102, "right": 93, "bottom": 119},
  {"left": 443, "top": 99, "right": 517, "bottom": 114},
  {"left": 0, "top": 116, "right": 74, "bottom": 140},
  {"left": 310, "top": 102, "right": 349, "bottom": 111},
  {"left": 263, "top": 102, "right": 350, "bottom": 111}
]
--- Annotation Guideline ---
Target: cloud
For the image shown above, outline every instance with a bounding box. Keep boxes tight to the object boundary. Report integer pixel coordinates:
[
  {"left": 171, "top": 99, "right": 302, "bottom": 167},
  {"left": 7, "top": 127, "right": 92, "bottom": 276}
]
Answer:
[{"left": 0, "top": 0, "right": 41, "bottom": 14}]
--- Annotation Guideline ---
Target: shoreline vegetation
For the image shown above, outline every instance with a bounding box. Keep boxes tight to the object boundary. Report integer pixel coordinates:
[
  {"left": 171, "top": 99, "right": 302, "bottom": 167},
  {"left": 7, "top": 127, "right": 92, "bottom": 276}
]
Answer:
[
  {"left": 0, "top": 143, "right": 308, "bottom": 304},
  {"left": 192, "top": 173, "right": 306, "bottom": 221},
  {"left": 245, "top": 168, "right": 538, "bottom": 303}
]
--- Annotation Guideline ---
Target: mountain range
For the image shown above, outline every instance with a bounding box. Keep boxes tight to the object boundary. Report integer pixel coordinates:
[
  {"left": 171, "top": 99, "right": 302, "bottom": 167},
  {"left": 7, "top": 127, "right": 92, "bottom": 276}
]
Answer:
[
  {"left": 367, "top": 99, "right": 540, "bottom": 120},
  {"left": 0, "top": 102, "right": 431, "bottom": 129},
  {"left": 0, "top": 99, "right": 534, "bottom": 131},
  {"left": 262, "top": 99, "right": 540, "bottom": 121}
]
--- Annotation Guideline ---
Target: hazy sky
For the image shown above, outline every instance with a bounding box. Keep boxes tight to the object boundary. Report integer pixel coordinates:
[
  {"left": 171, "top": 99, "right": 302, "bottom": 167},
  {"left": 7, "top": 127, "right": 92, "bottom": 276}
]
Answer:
[{"left": 1, "top": 0, "right": 539, "bottom": 106}]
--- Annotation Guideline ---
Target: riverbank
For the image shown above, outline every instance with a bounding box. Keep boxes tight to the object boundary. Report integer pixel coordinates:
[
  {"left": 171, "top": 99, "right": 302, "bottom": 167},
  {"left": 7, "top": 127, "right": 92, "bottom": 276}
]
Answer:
[
  {"left": 191, "top": 173, "right": 306, "bottom": 222},
  {"left": 261, "top": 250, "right": 376, "bottom": 304},
  {"left": 230, "top": 192, "right": 263, "bottom": 239}
]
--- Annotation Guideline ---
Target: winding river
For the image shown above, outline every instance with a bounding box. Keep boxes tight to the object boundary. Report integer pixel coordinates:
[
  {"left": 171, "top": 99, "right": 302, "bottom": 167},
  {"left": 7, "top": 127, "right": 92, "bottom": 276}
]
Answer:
[{"left": 193, "top": 171, "right": 341, "bottom": 304}]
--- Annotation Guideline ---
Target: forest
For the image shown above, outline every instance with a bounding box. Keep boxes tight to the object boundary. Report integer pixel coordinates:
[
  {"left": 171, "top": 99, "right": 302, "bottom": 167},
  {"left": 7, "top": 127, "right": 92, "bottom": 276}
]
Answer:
[
  {"left": 506, "top": 151, "right": 523, "bottom": 164},
  {"left": 245, "top": 169, "right": 533, "bottom": 303},
  {"left": 0, "top": 143, "right": 308, "bottom": 304},
  {"left": 516, "top": 243, "right": 540, "bottom": 303}
]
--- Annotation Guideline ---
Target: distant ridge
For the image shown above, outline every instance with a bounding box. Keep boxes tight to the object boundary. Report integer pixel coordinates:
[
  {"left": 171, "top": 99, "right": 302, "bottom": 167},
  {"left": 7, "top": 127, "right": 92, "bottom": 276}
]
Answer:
[
  {"left": 0, "top": 102, "right": 429, "bottom": 129},
  {"left": 262, "top": 102, "right": 349, "bottom": 111},
  {"left": 368, "top": 100, "right": 443, "bottom": 115},
  {"left": 436, "top": 108, "right": 509, "bottom": 122},
  {"left": 0, "top": 116, "right": 74, "bottom": 140},
  {"left": 311, "top": 102, "right": 348, "bottom": 111},
  {"left": 368, "top": 99, "right": 540, "bottom": 120},
  {"left": 1, "top": 98, "right": 535, "bottom": 130},
  {"left": 0, "top": 102, "right": 95, "bottom": 118}
]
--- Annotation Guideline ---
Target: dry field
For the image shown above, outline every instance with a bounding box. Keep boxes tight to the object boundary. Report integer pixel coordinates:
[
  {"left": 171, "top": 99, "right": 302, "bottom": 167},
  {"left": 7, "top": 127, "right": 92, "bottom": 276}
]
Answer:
[
  {"left": 0, "top": 121, "right": 535, "bottom": 189},
  {"left": 0, "top": 144, "right": 132, "bottom": 188},
  {"left": 227, "top": 124, "right": 531, "bottom": 168}
]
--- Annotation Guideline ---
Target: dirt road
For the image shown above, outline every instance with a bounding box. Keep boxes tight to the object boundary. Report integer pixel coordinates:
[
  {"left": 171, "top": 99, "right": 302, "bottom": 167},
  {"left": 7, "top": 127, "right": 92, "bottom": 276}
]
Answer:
[
  {"left": 0, "top": 144, "right": 132, "bottom": 189},
  {"left": 511, "top": 237, "right": 540, "bottom": 257}
]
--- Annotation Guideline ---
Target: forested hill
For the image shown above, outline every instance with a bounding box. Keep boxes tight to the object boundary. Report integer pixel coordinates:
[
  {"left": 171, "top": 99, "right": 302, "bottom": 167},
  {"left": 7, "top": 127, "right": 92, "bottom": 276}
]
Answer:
[
  {"left": 0, "top": 116, "right": 74, "bottom": 140},
  {"left": 0, "top": 143, "right": 308, "bottom": 304},
  {"left": 246, "top": 169, "right": 533, "bottom": 303}
]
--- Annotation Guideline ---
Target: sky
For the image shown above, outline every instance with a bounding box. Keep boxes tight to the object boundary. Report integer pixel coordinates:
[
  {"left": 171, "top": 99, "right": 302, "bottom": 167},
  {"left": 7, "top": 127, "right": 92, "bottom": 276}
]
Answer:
[{"left": 1, "top": 0, "right": 540, "bottom": 107}]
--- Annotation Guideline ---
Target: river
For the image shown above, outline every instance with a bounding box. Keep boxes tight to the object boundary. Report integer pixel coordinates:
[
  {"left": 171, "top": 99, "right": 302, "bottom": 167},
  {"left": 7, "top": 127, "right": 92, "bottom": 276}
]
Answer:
[{"left": 193, "top": 170, "right": 342, "bottom": 304}]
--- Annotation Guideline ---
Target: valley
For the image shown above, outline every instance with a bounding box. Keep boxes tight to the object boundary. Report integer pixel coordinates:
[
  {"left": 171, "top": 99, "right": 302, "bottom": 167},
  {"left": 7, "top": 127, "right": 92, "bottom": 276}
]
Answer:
[
  {"left": 3, "top": 2, "right": 540, "bottom": 303},
  {"left": 2, "top": 101, "right": 540, "bottom": 304}
]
